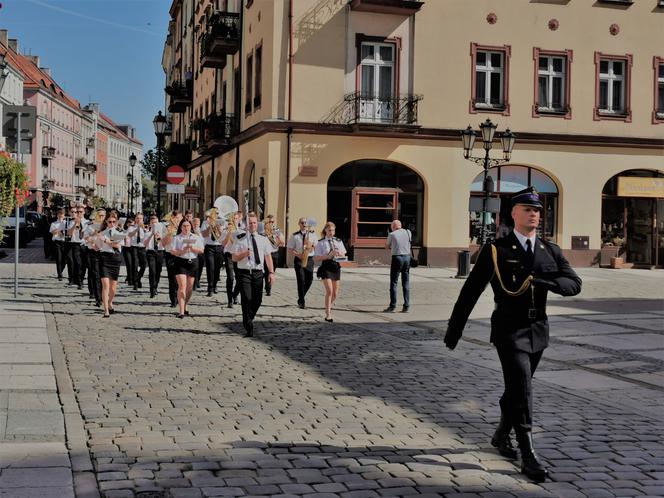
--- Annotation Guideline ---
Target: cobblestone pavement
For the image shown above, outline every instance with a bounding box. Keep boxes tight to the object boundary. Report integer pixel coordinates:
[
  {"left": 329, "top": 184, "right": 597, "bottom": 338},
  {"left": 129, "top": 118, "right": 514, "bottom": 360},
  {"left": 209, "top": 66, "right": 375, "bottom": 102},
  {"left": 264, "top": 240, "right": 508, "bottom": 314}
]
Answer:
[{"left": 0, "top": 242, "right": 663, "bottom": 498}]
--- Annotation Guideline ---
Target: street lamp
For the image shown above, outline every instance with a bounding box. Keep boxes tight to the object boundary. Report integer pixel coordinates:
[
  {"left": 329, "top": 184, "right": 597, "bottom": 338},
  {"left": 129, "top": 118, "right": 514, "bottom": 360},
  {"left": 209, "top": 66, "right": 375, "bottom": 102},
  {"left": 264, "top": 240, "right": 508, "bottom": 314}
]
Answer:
[
  {"left": 126, "top": 172, "right": 132, "bottom": 215},
  {"left": 134, "top": 180, "right": 141, "bottom": 212},
  {"left": 153, "top": 111, "right": 167, "bottom": 218},
  {"left": 128, "top": 152, "right": 137, "bottom": 214},
  {"left": 461, "top": 118, "right": 516, "bottom": 245}
]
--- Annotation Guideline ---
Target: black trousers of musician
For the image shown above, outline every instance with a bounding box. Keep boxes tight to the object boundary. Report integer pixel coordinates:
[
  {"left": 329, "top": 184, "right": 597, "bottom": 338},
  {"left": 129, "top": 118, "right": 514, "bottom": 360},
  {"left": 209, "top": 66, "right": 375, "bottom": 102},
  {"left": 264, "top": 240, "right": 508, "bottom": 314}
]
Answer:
[
  {"left": 80, "top": 247, "right": 90, "bottom": 295},
  {"left": 66, "top": 242, "right": 82, "bottom": 286},
  {"left": 53, "top": 241, "right": 66, "bottom": 278},
  {"left": 44, "top": 231, "right": 53, "bottom": 259},
  {"left": 86, "top": 250, "right": 102, "bottom": 304},
  {"left": 238, "top": 269, "right": 264, "bottom": 334},
  {"left": 224, "top": 252, "right": 240, "bottom": 303},
  {"left": 195, "top": 253, "right": 205, "bottom": 289},
  {"left": 133, "top": 247, "right": 147, "bottom": 287},
  {"left": 496, "top": 346, "right": 544, "bottom": 437},
  {"left": 264, "top": 251, "right": 278, "bottom": 294},
  {"left": 164, "top": 253, "right": 178, "bottom": 306},
  {"left": 122, "top": 248, "right": 132, "bottom": 285},
  {"left": 293, "top": 256, "right": 314, "bottom": 305},
  {"left": 146, "top": 250, "right": 164, "bottom": 296},
  {"left": 204, "top": 245, "right": 223, "bottom": 292}
]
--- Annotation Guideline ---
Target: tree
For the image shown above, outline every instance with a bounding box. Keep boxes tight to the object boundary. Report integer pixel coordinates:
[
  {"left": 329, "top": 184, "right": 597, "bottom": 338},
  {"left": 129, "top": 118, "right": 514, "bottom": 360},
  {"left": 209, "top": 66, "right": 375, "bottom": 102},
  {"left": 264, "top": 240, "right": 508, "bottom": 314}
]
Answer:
[
  {"left": 0, "top": 153, "right": 29, "bottom": 242},
  {"left": 140, "top": 147, "right": 167, "bottom": 182}
]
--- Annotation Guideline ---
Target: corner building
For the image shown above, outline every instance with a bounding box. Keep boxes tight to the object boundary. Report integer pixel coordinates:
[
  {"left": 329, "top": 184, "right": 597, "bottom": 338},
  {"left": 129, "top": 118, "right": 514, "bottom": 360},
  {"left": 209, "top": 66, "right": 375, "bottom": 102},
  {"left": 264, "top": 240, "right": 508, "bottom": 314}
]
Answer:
[{"left": 162, "top": 0, "right": 664, "bottom": 267}]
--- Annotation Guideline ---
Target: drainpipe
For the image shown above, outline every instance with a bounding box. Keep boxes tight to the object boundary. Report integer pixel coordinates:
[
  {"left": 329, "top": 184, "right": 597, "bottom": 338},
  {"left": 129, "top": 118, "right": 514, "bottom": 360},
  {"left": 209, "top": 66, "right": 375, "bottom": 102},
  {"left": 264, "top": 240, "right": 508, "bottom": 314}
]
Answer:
[
  {"left": 234, "top": 0, "right": 244, "bottom": 204},
  {"left": 288, "top": 0, "right": 293, "bottom": 121},
  {"left": 284, "top": 126, "right": 292, "bottom": 247}
]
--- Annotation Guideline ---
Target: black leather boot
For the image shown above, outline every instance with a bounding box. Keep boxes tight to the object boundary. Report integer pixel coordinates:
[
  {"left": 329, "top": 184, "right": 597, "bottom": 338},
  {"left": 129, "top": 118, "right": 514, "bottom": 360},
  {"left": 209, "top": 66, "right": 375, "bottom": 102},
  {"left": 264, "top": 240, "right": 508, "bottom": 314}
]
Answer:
[
  {"left": 491, "top": 414, "right": 517, "bottom": 459},
  {"left": 516, "top": 432, "right": 548, "bottom": 482}
]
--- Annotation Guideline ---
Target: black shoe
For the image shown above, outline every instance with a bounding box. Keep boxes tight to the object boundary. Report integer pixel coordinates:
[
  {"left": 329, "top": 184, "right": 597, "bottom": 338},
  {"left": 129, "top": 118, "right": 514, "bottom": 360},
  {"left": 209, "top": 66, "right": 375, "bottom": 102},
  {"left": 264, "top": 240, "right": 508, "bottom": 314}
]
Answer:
[
  {"left": 88, "top": 294, "right": 94, "bottom": 300},
  {"left": 77, "top": 284, "right": 83, "bottom": 290},
  {"left": 207, "top": 291, "right": 213, "bottom": 297},
  {"left": 244, "top": 324, "right": 254, "bottom": 337},
  {"left": 517, "top": 432, "right": 549, "bottom": 482},
  {"left": 150, "top": 292, "right": 156, "bottom": 298},
  {"left": 177, "top": 313, "right": 184, "bottom": 319},
  {"left": 401, "top": 306, "right": 409, "bottom": 313},
  {"left": 213, "top": 287, "right": 218, "bottom": 294},
  {"left": 133, "top": 285, "right": 138, "bottom": 291},
  {"left": 184, "top": 310, "right": 190, "bottom": 316},
  {"left": 170, "top": 303, "right": 177, "bottom": 308},
  {"left": 383, "top": 306, "right": 396, "bottom": 312},
  {"left": 57, "top": 276, "right": 63, "bottom": 281},
  {"left": 492, "top": 413, "right": 517, "bottom": 459},
  {"left": 137, "top": 281, "right": 142, "bottom": 288},
  {"left": 265, "top": 290, "right": 271, "bottom": 296},
  {"left": 227, "top": 302, "right": 233, "bottom": 309},
  {"left": 325, "top": 317, "right": 333, "bottom": 323},
  {"left": 95, "top": 301, "right": 101, "bottom": 307},
  {"left": 298, "top": 302, "right": 305, "bottom": 309},
  {"left": 109, "top": 308, "right": 115, "bottom": 315},
  {"left": 103, "top": 313, "right": 110, "bottom": 318},
  {"left": 233, "top": 297, "right": 238, "bottom": 305}
]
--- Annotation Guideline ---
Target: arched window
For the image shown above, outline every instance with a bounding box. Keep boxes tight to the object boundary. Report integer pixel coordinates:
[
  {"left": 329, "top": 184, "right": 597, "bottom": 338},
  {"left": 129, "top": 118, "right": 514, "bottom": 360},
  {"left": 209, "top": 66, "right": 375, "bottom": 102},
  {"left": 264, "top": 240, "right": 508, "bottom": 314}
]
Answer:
[
  {"left": 469, "top": 165, "right": 558, "bottom": 243},
  {"left": 328, "top": 160, "right": 424, "bottom": 247}
]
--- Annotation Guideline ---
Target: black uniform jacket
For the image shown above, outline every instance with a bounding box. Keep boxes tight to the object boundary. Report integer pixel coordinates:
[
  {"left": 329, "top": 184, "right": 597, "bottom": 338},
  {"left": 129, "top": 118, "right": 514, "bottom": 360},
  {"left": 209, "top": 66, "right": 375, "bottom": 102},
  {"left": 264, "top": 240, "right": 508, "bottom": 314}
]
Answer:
[{"left": 446, "top": 232, "right": 582, "bottom": 353}]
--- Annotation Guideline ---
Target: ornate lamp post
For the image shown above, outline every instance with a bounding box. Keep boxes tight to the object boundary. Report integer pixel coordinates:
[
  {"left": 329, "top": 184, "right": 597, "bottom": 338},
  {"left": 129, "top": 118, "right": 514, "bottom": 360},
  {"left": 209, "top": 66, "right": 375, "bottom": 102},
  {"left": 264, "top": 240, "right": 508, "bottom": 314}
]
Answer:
[
  {"left": 461, "top": 118, "right": 516, "bottom": 245},
  {"left": 153, "top": 111, "right": 167, "bottom": 218},
  {"left": 134, "top": 179, "right": 141, "bottom": 212},
  {"left": 128, "top": 152, "right": 137, "bottom": 214}
]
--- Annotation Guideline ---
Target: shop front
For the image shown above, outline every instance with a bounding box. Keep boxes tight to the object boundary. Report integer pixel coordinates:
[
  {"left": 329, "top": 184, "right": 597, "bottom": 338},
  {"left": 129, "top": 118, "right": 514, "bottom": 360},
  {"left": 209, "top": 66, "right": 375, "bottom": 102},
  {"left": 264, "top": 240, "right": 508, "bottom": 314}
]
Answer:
[{"left": 602, "top": 170, "right": 664, "bottom": 268}]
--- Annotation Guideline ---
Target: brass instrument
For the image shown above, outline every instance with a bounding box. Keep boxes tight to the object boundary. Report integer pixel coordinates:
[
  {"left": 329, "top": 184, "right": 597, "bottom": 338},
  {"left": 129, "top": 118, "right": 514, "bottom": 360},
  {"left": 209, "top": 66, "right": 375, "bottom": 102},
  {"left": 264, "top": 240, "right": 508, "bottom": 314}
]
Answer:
[
  {"left": 301, "top": 219, "right": 317, "bottom": 260},
  {"left": 206, "top": 208, "right": 222, "bottom": 241}
]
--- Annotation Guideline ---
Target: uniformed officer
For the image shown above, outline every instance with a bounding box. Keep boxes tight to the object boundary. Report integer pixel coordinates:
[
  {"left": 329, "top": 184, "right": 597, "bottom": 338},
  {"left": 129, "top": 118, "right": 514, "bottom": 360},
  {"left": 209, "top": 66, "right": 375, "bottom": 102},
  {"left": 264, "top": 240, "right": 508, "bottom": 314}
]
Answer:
[{"left": 444, "top": 187, "right": 582, "bottom": 482}]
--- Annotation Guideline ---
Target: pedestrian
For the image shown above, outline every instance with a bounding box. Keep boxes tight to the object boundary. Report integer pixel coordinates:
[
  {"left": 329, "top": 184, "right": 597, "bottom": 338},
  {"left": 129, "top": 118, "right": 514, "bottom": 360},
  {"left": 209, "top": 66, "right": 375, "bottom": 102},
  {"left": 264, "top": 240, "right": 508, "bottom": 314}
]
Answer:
[
  {"left": 384, "top": 219, "right": 411, "bottom": 313},
  {"left": 287, "top": 217, "right": 317, "bottom": 309},
  {"left": 162, "top": 210, "right": 182, "bottom": 308},
  {"left": 143, "top": 214, "right": 165, "bottom": 298},
  {"left": 314, "top": 221, "right": 346, "bottom": 323},
  {"left": 192, "top": 217, "right": 205, "bottom": 290},
  {"left": 96, "top": 212, "right": 124, "bottom": 318},
  {"left": 49, "top": 209, "right": 66, "bottom": 280},
  {"left": 170, "top": 218, "right": 205, "bottom": 318},
  {"left": 126, "top": 213, "right": 147, "bottom": 290},
  {"left": 83, "top": 208, "right": 105, "bottom": 307},
  {"left": 221, "top": 211, "right": 243, "bottom": 308},
  {"left": 444, "top": 187, "right": 581, "bottom": 482},
  {"left": 65, "top": 205, "right": 86, "bottom": 290},
  {"left": 201, "top": 208, "right": 224, "bottom": 297},
  {"left": 231, "top": 212, "right": 276, "bottom": 337}
]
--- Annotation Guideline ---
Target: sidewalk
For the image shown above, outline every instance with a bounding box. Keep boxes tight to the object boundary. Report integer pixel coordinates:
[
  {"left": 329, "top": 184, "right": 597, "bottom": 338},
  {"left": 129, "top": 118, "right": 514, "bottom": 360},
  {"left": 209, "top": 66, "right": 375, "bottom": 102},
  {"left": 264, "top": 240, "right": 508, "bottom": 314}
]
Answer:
[{"left": 0, "top": 293, "right": 74, "bottom": 498}]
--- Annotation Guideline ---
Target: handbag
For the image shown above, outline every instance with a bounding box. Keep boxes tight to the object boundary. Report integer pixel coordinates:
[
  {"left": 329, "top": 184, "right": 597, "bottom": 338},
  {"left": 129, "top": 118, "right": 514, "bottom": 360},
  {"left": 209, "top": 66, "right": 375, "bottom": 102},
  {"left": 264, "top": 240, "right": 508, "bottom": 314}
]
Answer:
[{"left": 407, "top": 230, "right": 419, "bottom": 268}]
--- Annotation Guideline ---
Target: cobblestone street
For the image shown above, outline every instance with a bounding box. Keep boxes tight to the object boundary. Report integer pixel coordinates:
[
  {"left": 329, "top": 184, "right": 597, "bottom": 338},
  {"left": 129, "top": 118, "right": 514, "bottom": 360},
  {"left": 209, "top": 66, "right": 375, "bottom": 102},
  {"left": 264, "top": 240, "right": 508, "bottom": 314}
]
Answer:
[{"left": 0, "top": 244, "right": 663, "bottom": 498}]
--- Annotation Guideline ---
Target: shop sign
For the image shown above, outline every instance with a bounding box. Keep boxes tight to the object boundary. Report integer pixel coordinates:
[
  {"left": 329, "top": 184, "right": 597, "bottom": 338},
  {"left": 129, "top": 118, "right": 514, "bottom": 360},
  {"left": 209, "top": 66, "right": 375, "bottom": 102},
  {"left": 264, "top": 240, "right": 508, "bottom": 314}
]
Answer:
[{"left": 617, "top": 177, "right": 664, "bottom": 198}]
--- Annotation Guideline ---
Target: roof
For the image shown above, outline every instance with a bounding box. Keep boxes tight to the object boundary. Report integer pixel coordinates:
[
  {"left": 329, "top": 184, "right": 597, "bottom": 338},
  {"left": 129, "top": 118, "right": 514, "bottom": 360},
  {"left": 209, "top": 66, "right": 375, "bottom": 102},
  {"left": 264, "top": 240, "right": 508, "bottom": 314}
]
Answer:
[{"left": 100, "top": 112, "right": 143, "bottom": 146}]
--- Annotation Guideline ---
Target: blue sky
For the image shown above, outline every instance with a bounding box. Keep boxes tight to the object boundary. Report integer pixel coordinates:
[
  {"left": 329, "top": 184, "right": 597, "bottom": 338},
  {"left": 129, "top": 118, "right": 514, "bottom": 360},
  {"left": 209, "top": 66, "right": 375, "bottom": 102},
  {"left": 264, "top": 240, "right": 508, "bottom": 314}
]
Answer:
[{"left": 2, "top": 0, "right": 171, "bottom": 150}]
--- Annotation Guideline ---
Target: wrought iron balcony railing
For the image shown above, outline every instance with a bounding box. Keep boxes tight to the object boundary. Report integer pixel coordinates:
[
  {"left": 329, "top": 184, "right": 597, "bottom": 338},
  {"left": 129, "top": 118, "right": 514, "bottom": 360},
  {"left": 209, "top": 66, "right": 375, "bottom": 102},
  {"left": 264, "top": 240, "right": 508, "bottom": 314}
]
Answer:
[
  {"left": 200, "top": 11, "right": 240, "bottom": 69},
  {"left": 86, "top": 137, "right": 95, "bottom": 148},
  {"left": 331, "top": 93, "right": 422, "bottom": 125},
  {"left": 166, "top": 80, "right": 193, "bottom": 113},
  {"left": 166, "top": 142, "right": 192, "bottom": 167},
  {"left": 42, "top": 146, "right": 56, "bottom": 159},
  {"left": 204, "top": 112, "right": 238, "bottom": 152}
]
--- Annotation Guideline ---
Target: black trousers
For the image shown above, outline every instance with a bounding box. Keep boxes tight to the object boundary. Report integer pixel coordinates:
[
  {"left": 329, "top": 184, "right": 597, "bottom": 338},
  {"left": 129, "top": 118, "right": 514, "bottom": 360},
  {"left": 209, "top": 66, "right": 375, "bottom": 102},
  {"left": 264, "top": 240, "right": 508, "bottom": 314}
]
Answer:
[
  {"left": 65, "top": 242, "right": 82, "bottom": 285},
  {"left": 122, "top": 248, "right": 132, "bottom": 284},
  {"left": 196, "top": 253, "right": 205, "bottom": 288},
  {"left": 204, "top": 245, "right": 223, "bottom": 292},
  {"left": 80, "top": 247, "right": 89, "bottom": 292},
  {"left": 238, "top": 269, "right": 264, "bottom": 332},
  {"left": 264, "top": 251, "right": 278, "bottom": 293},
  {"left": 146, "top": 250, "right": 164, "bottom": 294},
  {"left": 86, "top": 249, "right": 102, "bottom": 302},
  {"left": 126, "top": 247, "right": 147, "bottom": 287},
  {"left": 224, "top": 252, "right": 240, "bottom": 303},
  {"left": 44, "top": 231, "right": 53, "bottom": 258},
  {"left": 496, "top": 346, "right": 544, "bottom": 436},
  {"left": 164, "top": 253, "right": 178, "bottom": 305},
  {"left": 54, "top": 240, "right": 66, "bottom": 278},
  {"left": 293, "top": 256, "right": 314, "bottom": 304}
]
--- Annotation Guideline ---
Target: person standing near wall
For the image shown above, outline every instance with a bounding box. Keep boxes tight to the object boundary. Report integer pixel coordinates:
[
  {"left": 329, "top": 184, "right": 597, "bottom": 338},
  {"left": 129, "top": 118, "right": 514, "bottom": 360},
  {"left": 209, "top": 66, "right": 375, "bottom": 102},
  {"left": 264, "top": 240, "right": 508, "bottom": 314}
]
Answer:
[{"left": 384, "top": 219, "right": 411, "bottom": 313}]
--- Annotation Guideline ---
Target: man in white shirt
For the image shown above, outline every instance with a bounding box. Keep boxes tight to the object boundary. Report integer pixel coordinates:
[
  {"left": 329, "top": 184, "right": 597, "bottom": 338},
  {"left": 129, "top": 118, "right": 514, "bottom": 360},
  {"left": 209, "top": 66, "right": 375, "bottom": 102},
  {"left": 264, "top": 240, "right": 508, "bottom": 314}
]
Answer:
[
  {"left": 65, "top": 205, "right": 87, "bottom": 289},
  {"left": 201, "top": 210, "right": 224, "bottom": 297},
  {"left": 231, "top": 213, "right": 276, "bottom": 337},
  {"left": 286, "top": 217, "right": 317, "bottom": 308},
  {"left": 49, "top": 208, "right": 67, "bottom": 281},
  {"left": 127, "top": 213, "right": 148, "bottom": 291}
]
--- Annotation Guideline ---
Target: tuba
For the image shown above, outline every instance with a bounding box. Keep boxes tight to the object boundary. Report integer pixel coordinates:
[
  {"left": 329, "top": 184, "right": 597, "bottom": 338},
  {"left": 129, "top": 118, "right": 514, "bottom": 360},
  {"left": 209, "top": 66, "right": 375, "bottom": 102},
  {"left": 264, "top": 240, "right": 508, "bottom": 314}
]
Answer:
[
  {"left": 214, "top": 195, "right": 239, "bottom": 234},
  {"left": 206, "top": 207, "right": 222, "bottom": 241}
]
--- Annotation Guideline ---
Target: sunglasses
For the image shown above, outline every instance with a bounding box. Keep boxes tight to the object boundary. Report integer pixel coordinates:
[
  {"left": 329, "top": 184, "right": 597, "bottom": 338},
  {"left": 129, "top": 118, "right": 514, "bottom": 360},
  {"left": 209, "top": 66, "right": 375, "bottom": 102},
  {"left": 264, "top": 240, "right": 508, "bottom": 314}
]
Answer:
[{"left": 107, "top": 220, "right": 117, "bottom": 224}]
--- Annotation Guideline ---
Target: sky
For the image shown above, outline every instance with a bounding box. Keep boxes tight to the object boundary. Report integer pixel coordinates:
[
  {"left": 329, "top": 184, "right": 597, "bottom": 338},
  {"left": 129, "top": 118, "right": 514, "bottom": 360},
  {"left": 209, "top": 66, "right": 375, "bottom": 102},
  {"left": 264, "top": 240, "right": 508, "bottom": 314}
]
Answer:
[{"left": 1, "top": 0, "right": 171, "bottom": 150}]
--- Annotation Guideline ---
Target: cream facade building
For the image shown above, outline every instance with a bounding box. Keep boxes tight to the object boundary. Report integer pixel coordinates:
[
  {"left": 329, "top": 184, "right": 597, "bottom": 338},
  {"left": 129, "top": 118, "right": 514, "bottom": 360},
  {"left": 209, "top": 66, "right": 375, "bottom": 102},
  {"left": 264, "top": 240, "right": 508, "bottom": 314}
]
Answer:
[{"left": 162, "top": 0, "right": 664, "bottom": 267}]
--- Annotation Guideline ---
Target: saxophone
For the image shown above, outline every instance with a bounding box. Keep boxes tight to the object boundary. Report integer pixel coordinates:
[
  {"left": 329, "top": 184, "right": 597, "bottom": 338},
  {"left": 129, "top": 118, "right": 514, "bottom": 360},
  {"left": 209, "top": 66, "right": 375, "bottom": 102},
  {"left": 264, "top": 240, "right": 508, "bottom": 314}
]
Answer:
[
  {"left": 265, "top": 221, "right": 276, "bottom": 246},
  {"left": 301, "top": 227, "right": 315, "bottom": 260}
]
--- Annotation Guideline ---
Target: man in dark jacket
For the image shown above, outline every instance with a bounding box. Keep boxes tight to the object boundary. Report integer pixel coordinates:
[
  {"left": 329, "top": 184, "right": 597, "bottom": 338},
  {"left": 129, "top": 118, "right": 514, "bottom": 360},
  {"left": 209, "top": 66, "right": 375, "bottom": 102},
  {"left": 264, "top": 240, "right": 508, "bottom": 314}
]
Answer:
[{"left": 445, "top": 187, "right": 581, "bottom": 482}]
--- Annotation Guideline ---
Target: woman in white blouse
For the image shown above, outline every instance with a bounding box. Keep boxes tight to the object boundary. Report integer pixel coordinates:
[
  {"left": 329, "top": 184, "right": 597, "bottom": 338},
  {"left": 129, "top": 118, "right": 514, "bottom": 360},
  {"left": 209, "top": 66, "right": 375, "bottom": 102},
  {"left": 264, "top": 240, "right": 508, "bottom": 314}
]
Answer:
[
  {"left": 314, "top": 221, "right": 347, "bottom": 322},
  {"left": 95, "top": 213, "right": 124, "bottom": 318},
  {"left": 170, "top": 219, "right": 205, "bottom": 318}
]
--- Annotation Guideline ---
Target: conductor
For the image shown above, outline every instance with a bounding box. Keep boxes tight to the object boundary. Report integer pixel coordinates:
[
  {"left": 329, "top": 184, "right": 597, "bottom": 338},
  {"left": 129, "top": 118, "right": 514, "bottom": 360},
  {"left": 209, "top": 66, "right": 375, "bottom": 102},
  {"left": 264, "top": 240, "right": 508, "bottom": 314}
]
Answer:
[{"left": 444, "top": 187, "right": 581, "bottom": 482}]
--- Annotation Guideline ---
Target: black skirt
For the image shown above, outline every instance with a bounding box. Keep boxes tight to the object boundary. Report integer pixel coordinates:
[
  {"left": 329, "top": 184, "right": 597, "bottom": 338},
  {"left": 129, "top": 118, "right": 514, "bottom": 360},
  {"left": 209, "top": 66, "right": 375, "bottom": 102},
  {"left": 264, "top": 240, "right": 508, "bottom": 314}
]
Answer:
[
  {"left": 172, "top": 256, "right": 199, "bottom": 277},
  {"left": 317, "top": 259, "right": 341, "bottom": 281},
  {"left": 99, "top": 252, "right": 122, "bottom": 281}
]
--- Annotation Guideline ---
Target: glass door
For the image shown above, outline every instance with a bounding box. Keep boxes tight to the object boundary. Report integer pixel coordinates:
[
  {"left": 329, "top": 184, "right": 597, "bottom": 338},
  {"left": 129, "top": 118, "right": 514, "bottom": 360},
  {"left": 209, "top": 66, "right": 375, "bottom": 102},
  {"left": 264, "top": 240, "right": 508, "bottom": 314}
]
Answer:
[
  {"left": 360, "top": 42, "right": 395, "bottom": 123},
  {"left": 626, "top": 198, "right": 654, "bottom": 265},
  {"left": 352, "top": 189, "right": 397, "bottom": 247},
  {"left": 657, "top": 199, "right": 664, "bottom": 267}
]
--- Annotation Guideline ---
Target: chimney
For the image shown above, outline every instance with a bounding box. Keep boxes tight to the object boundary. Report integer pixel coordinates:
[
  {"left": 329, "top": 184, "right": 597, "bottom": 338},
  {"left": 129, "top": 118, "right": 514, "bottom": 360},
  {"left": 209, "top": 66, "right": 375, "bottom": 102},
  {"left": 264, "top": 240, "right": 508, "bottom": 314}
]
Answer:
[
  {"left": 26, "top": 55, "right": 40, "bottom": 67},
  {"left": 40, "top": 67, "right": 51, "bottom": 77},
  {"left": 0, "top": 30, "right": 8, "bottom": 48},
  {"left": 8, "top": 39, "right": 18, "bottom": 53}
]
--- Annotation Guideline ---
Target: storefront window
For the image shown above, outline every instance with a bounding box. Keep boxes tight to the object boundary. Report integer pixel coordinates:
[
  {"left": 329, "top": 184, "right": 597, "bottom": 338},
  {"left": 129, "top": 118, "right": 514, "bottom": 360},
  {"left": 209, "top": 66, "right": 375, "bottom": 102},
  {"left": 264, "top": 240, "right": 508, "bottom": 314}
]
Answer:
[{"left": 470, "top": 165, "right": 558, "bottom": 244}]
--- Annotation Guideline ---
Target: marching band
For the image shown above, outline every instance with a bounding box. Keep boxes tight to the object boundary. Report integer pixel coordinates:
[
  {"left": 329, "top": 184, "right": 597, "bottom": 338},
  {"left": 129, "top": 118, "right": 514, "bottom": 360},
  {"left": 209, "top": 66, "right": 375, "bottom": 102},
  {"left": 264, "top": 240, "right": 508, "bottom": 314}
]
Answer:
[{"left": 46, "top": 197, "right": 343, "bottom": 330}]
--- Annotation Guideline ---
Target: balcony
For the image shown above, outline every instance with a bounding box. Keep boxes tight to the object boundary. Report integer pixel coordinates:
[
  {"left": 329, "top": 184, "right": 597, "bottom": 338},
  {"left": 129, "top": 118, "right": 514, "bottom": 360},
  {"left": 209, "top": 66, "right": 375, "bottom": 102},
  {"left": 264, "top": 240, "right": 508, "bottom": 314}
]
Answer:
[
  {"left": 349, "top": 0, "right": 424, "bottom": 15},
  {"left": 200, "top": 11, "right": 240, "bottom": 69},
  {"left": 75, "top": 158, "right": 87, "bottom": 171},
  {"left": 166, "top": 142, "right": 192, "bottom": 167},
  {"left": 42, "top": 146, "right": 56, "bottom": 160},
  {"left": 332, "top": 92, "right": 422, "bottom": 126},
  {"left": 166, "top": 80, "right": 193, "bottom": 113},
  {"left": 86, "top": 137, "right": 95, "bottom": 148},
  {"left": 203, "top": 112, "right": 238, "bottom": 153}
]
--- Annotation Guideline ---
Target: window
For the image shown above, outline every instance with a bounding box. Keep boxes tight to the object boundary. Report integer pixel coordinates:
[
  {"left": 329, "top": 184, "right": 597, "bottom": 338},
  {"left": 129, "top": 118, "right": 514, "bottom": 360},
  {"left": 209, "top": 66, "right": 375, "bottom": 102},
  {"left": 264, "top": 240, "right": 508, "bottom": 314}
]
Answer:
[
  {"left": 356, "top": 40, "right": 397, "bottom": 122},
  {"left": 471, "top": 43, "right": 511, "bottom": 114},
  {"left": 245, "top": 53, "right": 253, "bottom": 115},
  {"left": 533, "top": 48, "right": 572, "bottom": 118},
  {"left": 254, "top": 44, "right": 262, "bottom": 108},
  {"left": 594, "top": 52, "right": 632, "bottom": 121},
  {"left": 654, "top": 57, "right": 664, "bottom": 123}
]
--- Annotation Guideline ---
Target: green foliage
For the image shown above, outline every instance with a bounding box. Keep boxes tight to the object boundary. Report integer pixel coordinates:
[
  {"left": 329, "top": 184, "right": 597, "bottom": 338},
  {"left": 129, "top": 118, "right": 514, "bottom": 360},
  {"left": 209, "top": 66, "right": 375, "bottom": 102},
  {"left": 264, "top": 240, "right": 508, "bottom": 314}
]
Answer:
[
  {"left": 140, "top": 147, "right": 167, "bottom": 181},
  {"left": 90, "top": 195, "right": 106, "bottom": 209},
  {"left": 0, "top": 154, "right": 29, "bottom": 242}
]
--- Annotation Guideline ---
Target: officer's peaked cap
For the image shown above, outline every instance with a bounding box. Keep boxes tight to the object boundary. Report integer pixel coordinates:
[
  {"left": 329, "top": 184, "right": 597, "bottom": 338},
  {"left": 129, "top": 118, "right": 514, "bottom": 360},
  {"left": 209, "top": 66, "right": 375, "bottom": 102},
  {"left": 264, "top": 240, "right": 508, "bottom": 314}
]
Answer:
[{"left": 511, "top": 186, "right": 543, "bottom": 209}]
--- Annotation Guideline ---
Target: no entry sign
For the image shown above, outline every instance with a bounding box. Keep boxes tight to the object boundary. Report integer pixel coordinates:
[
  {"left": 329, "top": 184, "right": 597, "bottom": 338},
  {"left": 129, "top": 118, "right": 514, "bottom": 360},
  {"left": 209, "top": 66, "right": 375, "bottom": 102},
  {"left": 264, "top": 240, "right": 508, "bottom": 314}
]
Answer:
[{"left": 166, "top": 165, "right": 185, "bottom": 184}]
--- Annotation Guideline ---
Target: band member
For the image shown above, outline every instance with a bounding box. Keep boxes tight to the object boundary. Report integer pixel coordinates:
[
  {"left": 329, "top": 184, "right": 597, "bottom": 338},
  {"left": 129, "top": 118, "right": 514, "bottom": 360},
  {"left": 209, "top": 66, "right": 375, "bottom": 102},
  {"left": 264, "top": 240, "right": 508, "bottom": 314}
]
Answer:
[
  {"left": 444, "top": 187, "right": 582, "bottom": 482},
  {"left": 49, "top": 209, "right": 66, "bottom": 280},
  {"left": 83, "top": 208, "right": 106, "bottom": 306},
  {"left": 222, "top": 211, "right": 243, "bottom": 308},
  {"left": 96, "top": 212, "right": 124, "bottom": 318},
  {"left": 127, "top": 212, "right": 148, "bottom": 290},
  {"left": 170, "top": 218, "right": 205, "bottom": 318},
  {"left": 162, "top": 210, "right": 183, "bottom": 308},
  {"left": 192, "top": 217, "right": 205, "bottom": 290},
  {"left": 287, "top": 217, "right": 317, "bottom": 308},
  {"left": 231, "top": 213, "right": 276, "bottom": 337},
  {"left": 201, "top": 208, "right": 224, "bottom": 297},
  {"left": 122, "top": 217, "right": 134, "bottom": 286},
  {"left": 314, "top": 222, "right": 347, "bottom": 322},
  {"left": 184, "top": 210, "right": 193, "bottom": 223},
  {"left": 261, "top": 215, "right": 284, "bottom": 296},
  {"left": 65, "top": 205, "right": 87, "bottom": 289},
  {"left": 143, "top": 214, "right": 165, "bottom": 298}
]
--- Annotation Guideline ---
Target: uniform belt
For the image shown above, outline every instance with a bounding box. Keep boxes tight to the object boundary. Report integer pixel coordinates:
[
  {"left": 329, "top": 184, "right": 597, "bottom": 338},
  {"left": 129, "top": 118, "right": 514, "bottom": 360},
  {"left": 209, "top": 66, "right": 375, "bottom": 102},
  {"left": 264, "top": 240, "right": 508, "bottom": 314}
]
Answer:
[
  {"left": 237, "top": 268, "right": 264, "bottom": 274},
  {"left": 495, "top": 306, "right": 547, "bottom": 320}
]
